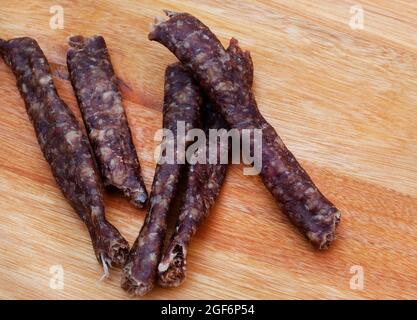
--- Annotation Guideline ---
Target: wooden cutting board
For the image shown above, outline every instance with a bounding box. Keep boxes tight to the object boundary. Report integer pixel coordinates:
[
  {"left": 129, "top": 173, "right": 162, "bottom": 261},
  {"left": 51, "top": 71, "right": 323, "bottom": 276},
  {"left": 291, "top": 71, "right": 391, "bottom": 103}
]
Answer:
[{"left": 1, "top": 0, "right": 416, "bottom": 299}]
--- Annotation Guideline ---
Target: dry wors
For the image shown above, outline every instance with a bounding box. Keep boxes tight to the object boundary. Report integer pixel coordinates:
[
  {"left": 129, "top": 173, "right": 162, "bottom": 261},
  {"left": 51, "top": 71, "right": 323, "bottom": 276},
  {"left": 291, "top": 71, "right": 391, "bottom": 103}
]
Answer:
[
  {"left": 149, "top": 11, "right": 341, "bottom": 249},
  {"left": 67, "top": 35, "right": 148, "bottom": 208},
  {"left": 121, "top": 63, "right": 201, "bottom": 295},
  {"left": 0, "top": 37, "right": 129, "bottom": 275},
  {"left": 158, "top": 101, "right": 229, "bottom": 287},
  {"left": 157, "top": 39, "right": 251, "bottom": 287}
]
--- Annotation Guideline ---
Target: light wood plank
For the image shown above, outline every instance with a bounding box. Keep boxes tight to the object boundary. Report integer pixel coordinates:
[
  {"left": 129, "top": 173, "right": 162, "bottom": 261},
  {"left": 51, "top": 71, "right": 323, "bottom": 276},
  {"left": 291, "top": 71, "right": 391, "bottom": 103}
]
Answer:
[{"left": 0, "top": 0, "right": 416, "bottom": 299}]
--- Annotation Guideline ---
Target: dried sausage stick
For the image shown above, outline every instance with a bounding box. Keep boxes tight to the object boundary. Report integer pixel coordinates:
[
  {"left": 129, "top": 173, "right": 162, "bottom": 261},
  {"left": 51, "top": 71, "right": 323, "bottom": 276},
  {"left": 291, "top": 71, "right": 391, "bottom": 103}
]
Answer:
[
  {"left": 158, "top": 101, "right": 229, "bottom": 287},
  {"left": 0, "top": 37, "right": 129, "bottom": 273},
  {"left": 67, "top": 35, "right": 148, "bottom": 209},
  {"left": 149, "top": 11, "right": 341, "bottom": 249},
  {"left": 121, "top": 63, "right": 202, "bottom": 295},
  {"left": 158, "top": 43, "right": 250, "bottom": 287}
]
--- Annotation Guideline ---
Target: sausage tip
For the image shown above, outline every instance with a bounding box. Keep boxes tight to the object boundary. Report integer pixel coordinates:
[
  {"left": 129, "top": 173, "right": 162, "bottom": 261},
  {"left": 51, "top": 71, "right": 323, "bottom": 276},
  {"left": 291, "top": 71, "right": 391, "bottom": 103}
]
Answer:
[
  {"left": 130, "top": 190, "right": 149, "bottom": 209},
  {"left": 149, "top": 15, "right": 168, "bottom": 39},
  {"left": 99, "top": 237, "right": 130, "bottom": 268},
  {"left": 110, "top": 243, "right": 130, "bottom": 267},
  {"left": 312, "top": 210, "right": 341, "bottom": 250},
  {"left": 158, "top": 243, "right": 186, "bottom": 288},
  {"left": 149, "top": 10, "right": 185, "bottom": 40},
  {"left": 68, "top": 35, "right": 85, "bottom": 48},
  {"left": 163, "top": 10, "right": 180, "bottom": 17},
  {"left": 121, "top": 269, "right": 154, "bottom": 296}
]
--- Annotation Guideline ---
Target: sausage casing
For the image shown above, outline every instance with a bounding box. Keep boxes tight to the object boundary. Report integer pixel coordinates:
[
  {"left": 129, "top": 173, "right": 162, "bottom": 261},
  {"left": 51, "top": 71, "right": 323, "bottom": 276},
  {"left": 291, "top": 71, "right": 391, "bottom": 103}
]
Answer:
[
  {"left": 0, "top": 37, "right": 129, "bottom": 271},
  {"left": 121, "top": 63, "right": 202, "bottom": 295},
  {"left": 67, "top": 35, "right": 148, "bottom": 208},
  {"left": 158, "top": 100, "right": 229, "bottom": 287},
  {"left": 149, "top": 12, "right": 341, "bottom": 249}
]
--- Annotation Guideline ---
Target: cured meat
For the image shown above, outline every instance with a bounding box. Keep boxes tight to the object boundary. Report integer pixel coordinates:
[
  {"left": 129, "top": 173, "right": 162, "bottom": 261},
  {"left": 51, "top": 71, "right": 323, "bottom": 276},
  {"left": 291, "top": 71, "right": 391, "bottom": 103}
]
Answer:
[
  {"left": 0, "top": 37, "right": 129, "bottom": 273},
  {"left": 67, "top": 35, "right": 148, "bottom": 208},
  {"left": 121, "top": 63, "right": 202, "bottom": 295},
  {"left": 158, "top": 101, "right": 229, "bottom": 287},
  {"left": 157, "top": 41, "right": 249, "bottom": 287},
  {"left": 149, "top": 11, "right": 341, "bottom": 249}
]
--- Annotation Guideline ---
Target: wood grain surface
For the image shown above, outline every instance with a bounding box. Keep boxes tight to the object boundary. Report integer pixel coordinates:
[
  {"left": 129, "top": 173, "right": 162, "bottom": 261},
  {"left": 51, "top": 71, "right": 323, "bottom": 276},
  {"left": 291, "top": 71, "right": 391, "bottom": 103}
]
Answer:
[{"left": 0, "top": 0, "right": 416, "bottom": 299}]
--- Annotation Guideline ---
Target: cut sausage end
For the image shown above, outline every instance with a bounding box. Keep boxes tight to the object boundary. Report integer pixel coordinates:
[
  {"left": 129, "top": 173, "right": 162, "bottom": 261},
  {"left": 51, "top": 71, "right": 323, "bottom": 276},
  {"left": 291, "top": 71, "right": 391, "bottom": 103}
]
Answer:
[
  {"left": 68, "top": 35, "right": 86, "bottom": 49},
  {"left": 148, "top": 10, "right": 185, "bottom": 40},
  {"left": 311, "top": 210, "right": 341, "bottom": 250},
  {"left": 158, "top": 243, "right": 186, "bottom": 288},
  {"left": 97, "top": 238, "right": 130, "bottom": 269},
  {"left": 149, "top": 14, "right": 170, "bottom": 38},
  {"left": 109, "top": 241, "right": 130, "bottom": 267},
  {"left": 121, "top": 267, "right": 154, "bottom": 296},
  {"left": 95, "top": 224, "right": 130, "bottom": 268}
]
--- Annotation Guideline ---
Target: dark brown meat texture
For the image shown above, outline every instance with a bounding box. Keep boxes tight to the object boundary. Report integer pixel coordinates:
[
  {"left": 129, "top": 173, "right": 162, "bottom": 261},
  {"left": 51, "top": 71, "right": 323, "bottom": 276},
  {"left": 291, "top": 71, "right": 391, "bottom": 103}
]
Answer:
[
  {"left": 0, "top": 37, "right": 129, "bottom": 273},
  {"left": 157, "top": 42, "right": 250, "bottom": 287},
  {"left": 121, "top": 63, "right": 202, "bottom": 296},
  {"left": 67, "top": 35, "right": 148, "bottom": 208},
  {"left": 149, "top": 11, "right": 341, "bottom": 249},
  {"left": 158, "top": 101, "right": 229, "bottom": 287}
]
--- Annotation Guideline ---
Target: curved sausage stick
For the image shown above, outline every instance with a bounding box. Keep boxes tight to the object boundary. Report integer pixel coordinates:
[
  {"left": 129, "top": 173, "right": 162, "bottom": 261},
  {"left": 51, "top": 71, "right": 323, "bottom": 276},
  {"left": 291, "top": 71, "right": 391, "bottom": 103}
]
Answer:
[
  {"left": 149, "top": 11, "right": 341, "bottom": 249},
  {"left": 67, "top": 35, "right": 148, "bottom": 209},
  {"left": 0, "top": 37, "right": 129, "bottom": 274},
  {"left": 121, "top": 63, "right": 202, "bottom": 296}
]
